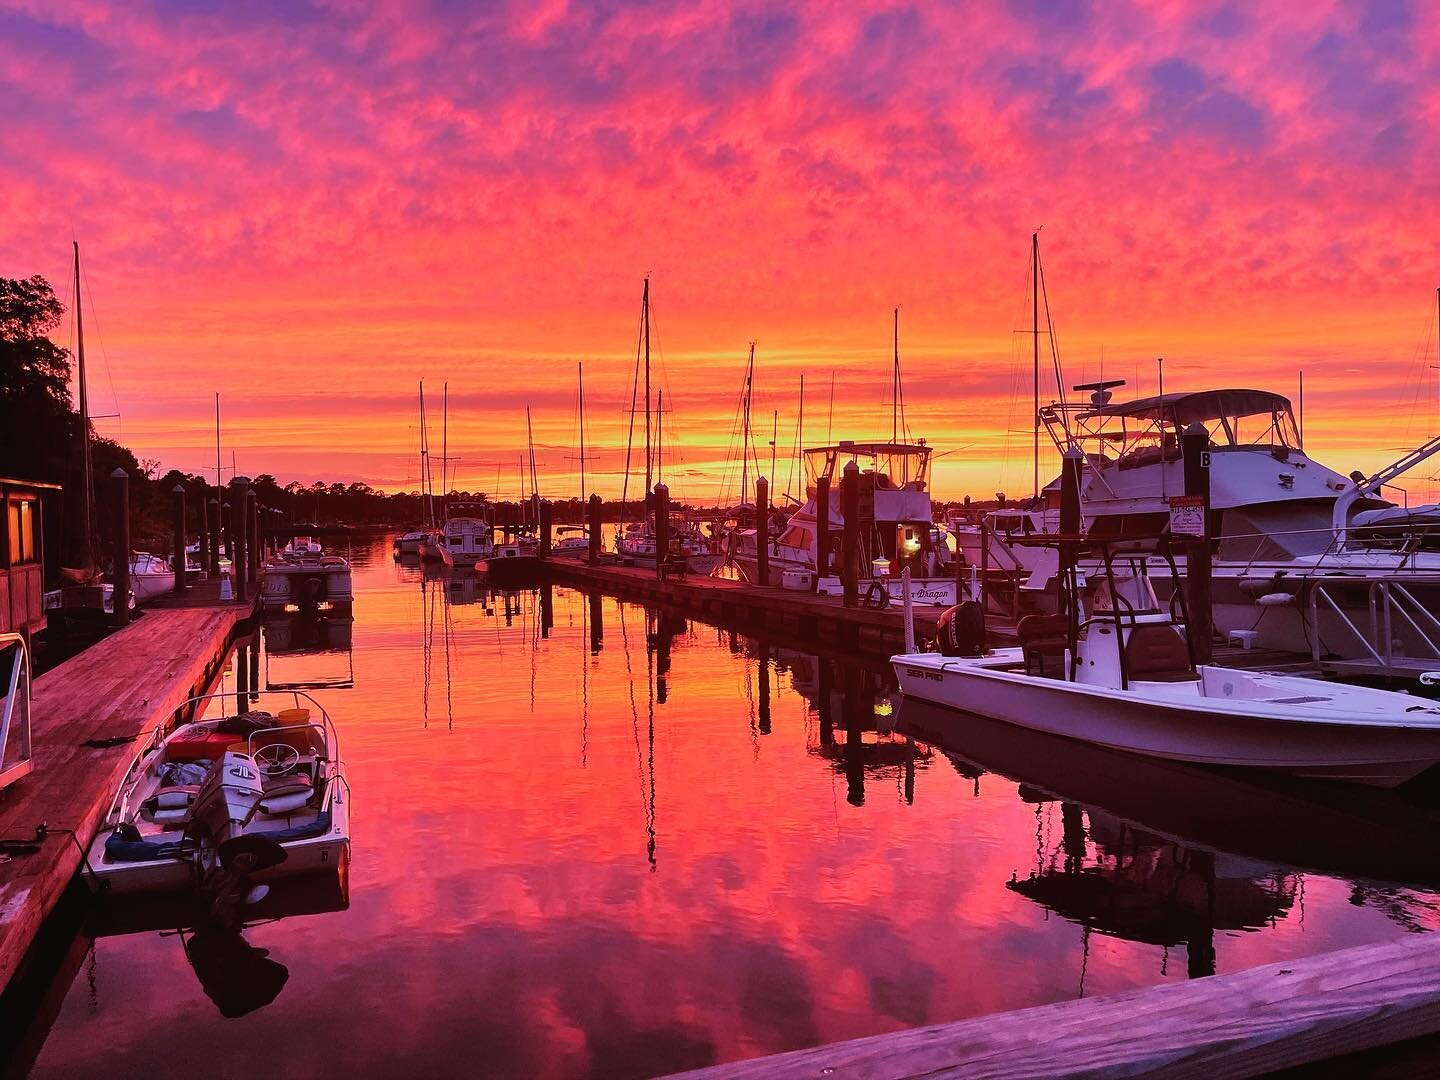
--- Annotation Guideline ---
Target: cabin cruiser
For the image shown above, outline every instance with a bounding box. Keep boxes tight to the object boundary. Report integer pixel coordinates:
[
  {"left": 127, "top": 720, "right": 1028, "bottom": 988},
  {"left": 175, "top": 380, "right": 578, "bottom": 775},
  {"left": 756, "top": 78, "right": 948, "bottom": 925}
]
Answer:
[
  {"left": 894, "top": 542, "right": 1440, "bottom": 788},
  {"left": 615, "top": 515, "right": 723, "bottom": 573},
  {"left": 958, "top": 385, "right": 1440, "bottom": 674},
  {"left": 86, "top": 691, "right": 350, "bottom": 894},
  {"left": 262, "top": 537, "right": 354, "bottom": 612},
  {"left": 440, "top": 502, "right": 496, "bottom": 567},
  {"left": 730, "top": 441, "right": 958, "bottom": 607},
  {"left": 393, "top": 529, "right": 426, "bottom": 554},
  {"left": 551, "top": 525, "right": 591, "bottom": 559}
]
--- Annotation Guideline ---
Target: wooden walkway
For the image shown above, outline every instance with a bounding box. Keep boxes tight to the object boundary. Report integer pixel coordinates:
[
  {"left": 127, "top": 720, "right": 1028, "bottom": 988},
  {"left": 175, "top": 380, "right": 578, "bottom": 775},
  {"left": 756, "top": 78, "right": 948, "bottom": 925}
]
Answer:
[
  {"left": 544, "top": 559, "right": 944, "bottom": 655},
  {"left": 0, "top": 584, "right": 253, "bottom": 993},
  {"left": 671, "top": 933, "right": 1440, "bottom": 1079}
]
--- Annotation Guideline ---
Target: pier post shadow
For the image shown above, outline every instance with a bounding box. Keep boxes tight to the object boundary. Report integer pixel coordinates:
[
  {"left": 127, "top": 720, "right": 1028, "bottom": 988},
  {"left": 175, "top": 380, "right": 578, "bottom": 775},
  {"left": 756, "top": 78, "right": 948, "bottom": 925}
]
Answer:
[
  {"left": 588, "top": 591, "right": 604, "bottom": 655},
  {"left": 757, "top": 642, "right": 771, "bottom": 735}
]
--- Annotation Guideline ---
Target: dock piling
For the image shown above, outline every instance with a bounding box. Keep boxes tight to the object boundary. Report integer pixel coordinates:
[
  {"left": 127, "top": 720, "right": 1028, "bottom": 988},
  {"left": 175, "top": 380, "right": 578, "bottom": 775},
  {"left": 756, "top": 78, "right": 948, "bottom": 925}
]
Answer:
[
  {"left": 814, "top": 475, "right": 830, "bottom": 591},
  {"left": 756, "top": 476, "right": 769, "bottom": 586},
  {"left": 539, "top": 501, "right": 552, "bottom": 558},
  {"left": 231, "top": 479, "right": 249, "bottom": 603},
  {"left": 247, "top": 491, "right": 260, "bottom": 582},
  {"left": 901, "top": 566, "right": 914, "bottom": 652},
  {"left": 198, "top": 489, "right": 212, "bottom": 575},
  {"left": 588, "top": 494, "right": 602, "bottom": 565},
  {"left": 210, "top": 497, "right": 222, "bottom": 573},
  {"left": 172, "top": 483, "right": 188, "bottom": 594},
  {"left": 110, "top": 468, "right": 131, "bottom": 626},
  {"left": 1183, "top": 422, "right": 1214, "bottom": 664},
  {"left": 654, "top": 483, "right": 669, "bottom": 580},
  {"left": 841, "top": 461, "right": 859, "bottom": 608}
]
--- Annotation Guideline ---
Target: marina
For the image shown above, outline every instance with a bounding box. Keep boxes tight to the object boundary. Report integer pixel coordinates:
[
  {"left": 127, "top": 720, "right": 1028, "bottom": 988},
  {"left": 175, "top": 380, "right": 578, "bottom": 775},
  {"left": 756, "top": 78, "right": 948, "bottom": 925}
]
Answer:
[{"left": 7, "top": 6, "right": 1440, "bottom": 1075}]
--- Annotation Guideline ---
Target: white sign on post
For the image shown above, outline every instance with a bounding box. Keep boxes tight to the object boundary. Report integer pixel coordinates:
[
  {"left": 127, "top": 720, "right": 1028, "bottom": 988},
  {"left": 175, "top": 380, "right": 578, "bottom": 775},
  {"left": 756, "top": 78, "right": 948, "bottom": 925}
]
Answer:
[{"left": 1168, "top": 495, "right": 1206, "bottom": 538}]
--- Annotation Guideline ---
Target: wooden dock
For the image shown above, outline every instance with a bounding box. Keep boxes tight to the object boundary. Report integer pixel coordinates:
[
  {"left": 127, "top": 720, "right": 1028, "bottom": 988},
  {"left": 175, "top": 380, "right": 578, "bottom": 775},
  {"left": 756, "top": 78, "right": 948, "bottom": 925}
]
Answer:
[
  {"left": 671, "top": 932, "right": 1440, "bottom": 1079},
  {"left": 544, "top": 559, "right": 946, "bottom": 655},
  {"left": 0, "top": 581, "right": 255, "bottom": 993}
]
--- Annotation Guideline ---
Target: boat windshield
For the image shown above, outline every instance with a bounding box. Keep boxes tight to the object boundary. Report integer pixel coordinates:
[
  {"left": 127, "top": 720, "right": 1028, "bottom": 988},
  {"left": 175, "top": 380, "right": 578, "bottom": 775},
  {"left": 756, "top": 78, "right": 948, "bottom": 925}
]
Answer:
[
  {"left": 1042, "top": 388, "right": 1300, "bottom": 468},
  {"left": 803, "top": 442, "right": 931, "bottom": 489}
]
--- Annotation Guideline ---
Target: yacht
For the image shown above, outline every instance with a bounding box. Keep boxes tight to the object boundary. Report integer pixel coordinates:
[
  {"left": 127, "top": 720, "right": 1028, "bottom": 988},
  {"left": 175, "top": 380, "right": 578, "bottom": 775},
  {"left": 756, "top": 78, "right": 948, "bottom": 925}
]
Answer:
[
  {"left": 261, "top": 536, "right": 354, "bottom": 611},
  {"left": 440, "top": 501, "right": 496, "bottom": 567},
  {"left": 730, "top": 440, "right": 959, "bottom": 607},
  {"left": 959, "top": 384, "right": 1440, "bottom": 674}
]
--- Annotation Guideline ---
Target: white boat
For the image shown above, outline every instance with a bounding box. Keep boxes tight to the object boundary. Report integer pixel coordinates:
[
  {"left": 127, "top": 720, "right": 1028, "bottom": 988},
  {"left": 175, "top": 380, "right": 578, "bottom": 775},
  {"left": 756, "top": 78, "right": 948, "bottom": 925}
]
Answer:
[
  {"left": 262, "top": 537, "right": 354, "bottom": 611},
  {"left": 893, "top": 547, "right": 1440, "bottom": 788},
  {"left": 957, "top": 384, "right": 1440, "bottom": 673},
  {"left": 393, "top": 530, "right": 426, "bottom": 554},
  {"left": 552, "top": 526, "right": 590, "bottom": 559},
  {"left": 129, "top": 552, "right": 176, "bottom": 602},
  {"left": 731, "top": 440, "right": 958, "bottom": 606},
  {"left": 86, "top": 691, "right": 350, "bottom": 894},
  {"left": 440, "top": 502, "right": 495, "bottom": 567}
]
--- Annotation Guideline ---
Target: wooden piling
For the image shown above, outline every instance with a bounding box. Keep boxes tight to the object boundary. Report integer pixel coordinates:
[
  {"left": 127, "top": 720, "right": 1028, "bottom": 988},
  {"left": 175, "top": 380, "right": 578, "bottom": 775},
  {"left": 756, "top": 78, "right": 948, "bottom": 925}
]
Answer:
[
  {"left": 209, "top": 497, "right": 221, "bottom": 573},
  {"left": 654, "top": 483, "right": 669, "bottom": 580},
  {"left": 231, "top": 479, "right": 249, "bottom": 603},
  {"left": 110, "top": 468, "right": 131, "bottom": 626},
  {"left": 1182, "top": 422, "right": 1213, "bottom": 664},
  {"left": 247, "top": 491, "right": 260, "bottom": 582},
  {"left": 841, "top": 460, "right": 859, "bottom": 608},
  {"left": 197, "top": 489, "right": 212, "bottom": 575},
  {"left": 814, "top": 475, "right": 830, "bottom": 590},
  {"left": 588, "top": 493, "right": 602, "bottom": 565},
  {"left": 539, "top": 501, "right": 553, "bottom": 558},
  {"left": 222, "top": 501, "right": 233, "bottom": 564},
  {"left": 171, "top": 483, "right": 188, "bottom": 594},
  {"left": 755, "top": 476, "right": 770, "bottom": 586},
  {"left": 757, "top": 641, "right": 771, "bottom": 734}
]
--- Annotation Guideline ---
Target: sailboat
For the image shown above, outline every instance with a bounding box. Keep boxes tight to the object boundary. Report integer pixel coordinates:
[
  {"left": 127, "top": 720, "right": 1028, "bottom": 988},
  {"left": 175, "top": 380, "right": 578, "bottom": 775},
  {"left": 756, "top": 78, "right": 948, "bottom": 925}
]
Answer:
[
  {"left": 553, "top": 362, "right": 592, "bottom": 559},
  {"left": 415, "top": 382, "right": 453, "bottom": 567},
  {"left": 613, "top": 277, "right": 721, "bottom": 572}
]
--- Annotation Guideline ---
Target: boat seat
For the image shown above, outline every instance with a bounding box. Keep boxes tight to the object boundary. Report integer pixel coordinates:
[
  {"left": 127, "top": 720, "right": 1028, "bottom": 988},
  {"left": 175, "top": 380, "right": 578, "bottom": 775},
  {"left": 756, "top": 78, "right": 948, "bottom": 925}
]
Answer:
[
  {"left": 259, "top": 774, "right": 314, "bottom": 816},
  {"left": 1017, "top": 613, "right": 1068, "bottom": 676},
  {"left": 1125, "top": 624, "right": 1198, "bottom": 682}
]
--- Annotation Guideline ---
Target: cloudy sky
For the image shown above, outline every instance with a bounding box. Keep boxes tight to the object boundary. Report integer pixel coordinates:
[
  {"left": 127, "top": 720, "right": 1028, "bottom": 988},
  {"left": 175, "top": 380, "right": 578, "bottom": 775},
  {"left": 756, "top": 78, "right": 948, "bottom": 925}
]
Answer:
[{"left": 4, "top": 0, "right": 1438, "bottom": 501}]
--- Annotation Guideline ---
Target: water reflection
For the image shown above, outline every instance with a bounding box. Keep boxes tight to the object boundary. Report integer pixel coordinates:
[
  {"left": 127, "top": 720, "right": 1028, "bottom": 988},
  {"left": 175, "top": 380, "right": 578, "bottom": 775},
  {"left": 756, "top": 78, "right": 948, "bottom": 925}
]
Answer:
[{"left": 22, "top": 533, "right": 1440, "bottom": 1079}]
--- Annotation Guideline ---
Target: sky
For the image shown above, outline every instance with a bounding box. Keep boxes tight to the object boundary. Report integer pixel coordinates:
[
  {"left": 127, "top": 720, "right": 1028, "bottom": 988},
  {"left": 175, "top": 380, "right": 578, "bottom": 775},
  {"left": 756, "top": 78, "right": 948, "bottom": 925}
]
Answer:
[{"left": 3, "top": 0, "right": 1440, "bottom": 504}]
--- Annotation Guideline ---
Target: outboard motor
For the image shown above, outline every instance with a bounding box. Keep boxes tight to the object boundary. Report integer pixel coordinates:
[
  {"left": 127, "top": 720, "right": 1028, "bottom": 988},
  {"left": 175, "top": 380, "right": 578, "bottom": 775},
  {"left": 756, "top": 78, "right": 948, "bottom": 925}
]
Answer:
[{"left": 937, "top": 600, "right": 986, "bottom": 657}]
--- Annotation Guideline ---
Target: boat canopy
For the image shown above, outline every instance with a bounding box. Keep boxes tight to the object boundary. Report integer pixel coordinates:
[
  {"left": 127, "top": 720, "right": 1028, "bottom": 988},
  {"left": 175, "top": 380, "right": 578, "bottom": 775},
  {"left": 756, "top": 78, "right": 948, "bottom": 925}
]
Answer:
[
  {"left": 1047, "top": 387, "right": 1301, "bottom": 465},
  {"left": 803, "top": 441, "right": 930, "bottom": 488}
]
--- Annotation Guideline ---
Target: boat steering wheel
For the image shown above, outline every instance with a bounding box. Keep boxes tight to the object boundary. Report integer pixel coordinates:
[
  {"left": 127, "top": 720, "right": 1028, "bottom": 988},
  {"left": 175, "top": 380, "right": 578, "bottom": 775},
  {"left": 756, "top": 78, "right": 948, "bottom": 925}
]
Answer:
[{"left": 253, "top": 742, "right": 300, "bottom": 776}]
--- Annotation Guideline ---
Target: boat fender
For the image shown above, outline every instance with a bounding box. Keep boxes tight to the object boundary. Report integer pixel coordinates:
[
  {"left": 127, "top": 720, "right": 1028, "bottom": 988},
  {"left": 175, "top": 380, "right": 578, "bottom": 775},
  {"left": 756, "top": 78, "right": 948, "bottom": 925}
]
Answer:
[{"left": 1257, "top": 593, "right": 1295, "bottom": 607}]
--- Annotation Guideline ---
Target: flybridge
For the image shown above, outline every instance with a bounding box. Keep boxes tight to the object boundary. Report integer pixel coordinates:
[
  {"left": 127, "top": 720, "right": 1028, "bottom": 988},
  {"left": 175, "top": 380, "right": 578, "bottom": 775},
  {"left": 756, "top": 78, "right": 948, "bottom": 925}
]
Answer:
[{"left": 1040, "top": 385, "right": 1302, "bottom": 467}]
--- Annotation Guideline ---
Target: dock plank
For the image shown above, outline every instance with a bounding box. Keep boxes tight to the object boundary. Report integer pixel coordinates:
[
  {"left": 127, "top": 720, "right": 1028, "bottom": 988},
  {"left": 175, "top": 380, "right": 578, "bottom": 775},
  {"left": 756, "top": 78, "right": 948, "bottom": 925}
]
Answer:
[
  {"left": 669, "top": 933, "right": 1440, "bottom": 1080},
  {"left": 0, "top": 596, "right": 251, "bottom": 992}
]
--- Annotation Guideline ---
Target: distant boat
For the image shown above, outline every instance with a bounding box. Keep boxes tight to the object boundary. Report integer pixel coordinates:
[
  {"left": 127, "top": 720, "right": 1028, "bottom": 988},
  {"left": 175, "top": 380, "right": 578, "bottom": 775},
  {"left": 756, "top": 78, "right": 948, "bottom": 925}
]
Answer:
[{"left": 262, "top": 536, "right": 354, "bottom": 611}]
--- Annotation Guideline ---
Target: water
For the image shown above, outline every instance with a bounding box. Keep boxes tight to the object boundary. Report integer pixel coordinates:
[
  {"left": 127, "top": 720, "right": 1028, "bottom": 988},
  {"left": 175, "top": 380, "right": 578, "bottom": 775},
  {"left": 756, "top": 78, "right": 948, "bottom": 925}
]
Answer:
[{"left": 24, "top": 534, "right": 1440, "bottom": 1077}]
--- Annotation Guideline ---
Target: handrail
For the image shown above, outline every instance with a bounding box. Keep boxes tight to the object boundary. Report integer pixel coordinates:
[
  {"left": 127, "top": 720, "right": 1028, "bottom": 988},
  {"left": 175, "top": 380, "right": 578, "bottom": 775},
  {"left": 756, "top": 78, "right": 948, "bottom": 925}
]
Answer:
[{"left": 0, "top": 633, "right": 32, "bottom": 787}]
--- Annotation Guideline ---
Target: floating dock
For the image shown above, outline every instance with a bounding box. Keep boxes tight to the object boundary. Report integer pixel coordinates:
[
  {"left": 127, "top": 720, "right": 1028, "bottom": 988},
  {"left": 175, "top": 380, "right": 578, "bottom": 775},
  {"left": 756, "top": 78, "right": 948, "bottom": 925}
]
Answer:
[
  {"left": 543, "top": 558, "right": 948, "bottom": 655},
  {"left": 0, "top": 581, "right": 255, "bottom": 994}
]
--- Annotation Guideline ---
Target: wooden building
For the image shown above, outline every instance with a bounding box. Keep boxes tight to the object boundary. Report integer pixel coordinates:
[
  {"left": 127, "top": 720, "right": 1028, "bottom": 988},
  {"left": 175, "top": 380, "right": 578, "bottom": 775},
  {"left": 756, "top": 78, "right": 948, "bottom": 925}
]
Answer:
[{"left": 1, "top": 477, "right": 60, "bottom": 642}]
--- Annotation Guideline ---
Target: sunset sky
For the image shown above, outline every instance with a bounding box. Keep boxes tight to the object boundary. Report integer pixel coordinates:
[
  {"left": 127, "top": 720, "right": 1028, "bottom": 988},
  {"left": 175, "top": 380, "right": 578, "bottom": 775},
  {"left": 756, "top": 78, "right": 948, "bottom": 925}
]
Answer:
[{"left": 4, "top": 0, "right": 1439, "bottom": 503}]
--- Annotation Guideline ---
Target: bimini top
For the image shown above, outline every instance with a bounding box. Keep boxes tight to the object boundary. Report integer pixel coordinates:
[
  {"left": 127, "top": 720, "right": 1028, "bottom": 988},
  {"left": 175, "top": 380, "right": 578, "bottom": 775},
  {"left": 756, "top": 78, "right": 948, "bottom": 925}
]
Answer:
[{"left": 1080, "top": 389, "right": 1291, "bottom": 427}]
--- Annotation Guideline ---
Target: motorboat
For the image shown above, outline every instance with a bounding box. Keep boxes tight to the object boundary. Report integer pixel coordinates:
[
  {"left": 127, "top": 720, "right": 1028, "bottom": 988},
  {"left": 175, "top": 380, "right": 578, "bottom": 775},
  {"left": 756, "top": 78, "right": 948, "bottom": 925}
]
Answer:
[
  {"left": 616, "top": 517, "right": 723, "bottom": 574},
  {"left": 85, "top": 691, "right": 350, "bottom": 895},
  {"left": 393, "top": 529, "right": 426, "bottom": 554},
  {"left": 440, "top": 502, "right": 495, "bottom": 567},
  {"left": 480, "top": 538, "right": 542, "bottom": 585},
  {"left": 957, "top": 383, "right": 1440, "bottom": 675},
  {"left": 551, "top": 525, "right": 591, "bottom": 559},
  {"left": 129, "top": 551, "right": 176, "bottom": 602},
  {"left": 731, "top": 440, "right": 958, "bottom": 606},
  {"left": 893, "top": 540, "right": 1440, "bottom": 788},
  {"left": 262, "top": 536, "right": 354, "bottom": 611}
]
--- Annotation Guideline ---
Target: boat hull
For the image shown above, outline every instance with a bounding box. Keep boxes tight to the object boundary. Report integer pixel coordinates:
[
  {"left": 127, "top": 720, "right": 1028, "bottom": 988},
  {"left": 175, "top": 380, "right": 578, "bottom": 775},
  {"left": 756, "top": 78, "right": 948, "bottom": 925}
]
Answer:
[
  {"left": 891, "top": 652, "right": 1440, "bottom": 787},
  {"left": 480, "top": 554, "right": 542, "bottom": 585}
]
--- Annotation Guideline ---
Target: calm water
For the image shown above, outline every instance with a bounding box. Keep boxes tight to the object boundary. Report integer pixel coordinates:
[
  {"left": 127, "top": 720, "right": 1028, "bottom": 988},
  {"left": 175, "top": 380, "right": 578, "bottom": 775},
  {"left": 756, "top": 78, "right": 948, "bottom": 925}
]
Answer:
[{"left": 25, "top": 534, "right": 1440, "bottom": 1077}]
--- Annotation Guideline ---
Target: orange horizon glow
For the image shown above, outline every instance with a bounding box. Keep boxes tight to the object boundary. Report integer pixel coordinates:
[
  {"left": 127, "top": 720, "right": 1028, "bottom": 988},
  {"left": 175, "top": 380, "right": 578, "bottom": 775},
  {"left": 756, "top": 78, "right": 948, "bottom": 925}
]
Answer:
[{"left": 5, "top": 2, "right": 1440, "bottom": 504}]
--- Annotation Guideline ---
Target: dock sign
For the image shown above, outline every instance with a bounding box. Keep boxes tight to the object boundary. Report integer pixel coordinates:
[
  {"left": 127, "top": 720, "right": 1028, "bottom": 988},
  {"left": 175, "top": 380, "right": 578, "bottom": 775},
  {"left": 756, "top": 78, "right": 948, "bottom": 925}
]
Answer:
[{"left": 1168, "top": 495, "right": 1206, "bottom": 538}]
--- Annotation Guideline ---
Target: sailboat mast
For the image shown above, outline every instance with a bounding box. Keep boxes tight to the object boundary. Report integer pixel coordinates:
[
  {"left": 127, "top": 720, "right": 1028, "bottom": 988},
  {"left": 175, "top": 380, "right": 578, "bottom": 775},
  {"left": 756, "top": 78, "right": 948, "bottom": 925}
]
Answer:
[
  {"left": 214, "top": 392, "right": 222, "bottom": 497},
  {"left": 419, "top": 382, "right": 434, "bottom": 528},
  {"left": 1032, "top": 231, "right": 1040, "bottom": 501},
  {"left": 656, "top": 390, "right": 663, "bottom": 489},
  {"left": 74, "top": 242, "right": 93, "bottom": 561},
  {"left": 742, "top": 342, "right": 754, "bottom": 503},
  {"left": 643, "top": 277, "right": 652, "bottom": 502},
  {"left": 578, "top": 361, "right": 586, "bottom": 503},
  {"left": 441, "top": 382, "right": 448, "bottom": 523},
  {"left": 526, "top": 405, "right": 539, "bottom": 521},
  {"left": 770, "top": 409, "right": 777, "bottom": 482},
  {"left": 892, "top": 306, "right": 899, "bottom": 444}
]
